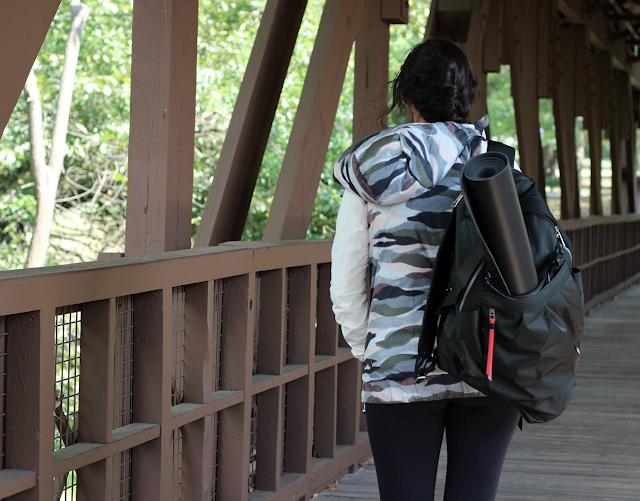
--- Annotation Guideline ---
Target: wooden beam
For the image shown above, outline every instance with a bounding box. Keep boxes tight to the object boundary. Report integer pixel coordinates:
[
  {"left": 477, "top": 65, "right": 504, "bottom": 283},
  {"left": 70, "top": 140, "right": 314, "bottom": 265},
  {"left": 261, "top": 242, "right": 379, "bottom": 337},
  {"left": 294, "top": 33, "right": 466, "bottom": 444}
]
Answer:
[
  {"left": 354, "top": 0, "right": 391, "bottom": 141},
  {"left": 77, "top": 299, "right": 116, "bottom": 501},
  {"left": 558, "top": 0, "right": 584, "bottom": 24},
  {"left": 483, "top": 0, "right": 502, "bottom": 74},
  {"left": 0, "top": 0, "right": 62, "bottom": 138},
  {"left": 194, "top": 0, "right": 307, "bottom": 248},
  {"left": 504, "top": 0, "right": 546, "bottom": 193},
  {"left": 131, "top": 289, "right": 173, "bottom": 500},
  {"left": 263, "top": 0, "right": 365, "bottom": 241},
  {"left": 5, "top": 309, "right": 55, "bottom": 501},
  {"left": 381, "top": 0, "right": 409, "bottom": 24},
  {"left": 575, "top": 26, "right": 588, "bottom": 117},
  {"left": 537, "top": 0, "right": 553, "bottom": 98},
  {"left": 125, "top": 0, "right": 199, "bottom": 256},
  {"left": 464, "top": 0, "right": 491, "bottom": 122},
  {"left": 626, "top": 129, "right": 638, "bottom": 213},
  {"left": 553, "top": 24, "right": 582, "bottom": 218},
  {"left": 586, "top": 49, "right": 604, "bottom": 215},
  {"left": 610, "top": 72, "right": 627, "bottom": 214},
  {"left": 585, "top": 9, "right": 608, "bottom": 50}
]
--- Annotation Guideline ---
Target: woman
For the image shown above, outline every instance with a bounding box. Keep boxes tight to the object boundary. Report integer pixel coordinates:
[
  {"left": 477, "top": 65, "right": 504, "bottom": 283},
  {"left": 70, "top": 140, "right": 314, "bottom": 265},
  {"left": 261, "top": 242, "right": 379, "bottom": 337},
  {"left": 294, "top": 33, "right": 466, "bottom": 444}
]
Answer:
[{"left": 330, "top": 39, "right": 521, "bottom": 501}]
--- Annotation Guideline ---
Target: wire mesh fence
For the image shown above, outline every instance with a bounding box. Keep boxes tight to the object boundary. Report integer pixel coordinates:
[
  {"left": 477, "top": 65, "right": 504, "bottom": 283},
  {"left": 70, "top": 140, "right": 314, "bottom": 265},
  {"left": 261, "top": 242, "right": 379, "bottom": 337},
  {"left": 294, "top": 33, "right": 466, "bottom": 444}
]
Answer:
[
  {"left": 54, "top": 305, "right": 81, "bottom": 452},
  {"left": 248, "top": 395, "right": 258, "bottom": 492},
  {"left": 171, "top": 428, "right": 183, "bottom": 501},
  {"left": 52, "top": 470, "right": 77, "bottom": 501},
  {"left": 114, "top": 295, "right": 134, "bottom": 430},
  {"left": 211, "top": 412, "right": 220, "bottom": 501},
  {"left": 0, "top": 324, "right": 6, "bottom": 471},
  {"left": 253, "top": 275, "right": 261, "bottom": 376},
  {"left": 172, "top": 287, "right": 186, "bottom": 406},
  {"left": 282, "top": 384, "right": 288, "bottom": 474},
  {"left": 213, "top": 279, "right": 224, "bottom": 392},
  {"left": 111, "top": 449, "right": 133, "bottom": 501}
]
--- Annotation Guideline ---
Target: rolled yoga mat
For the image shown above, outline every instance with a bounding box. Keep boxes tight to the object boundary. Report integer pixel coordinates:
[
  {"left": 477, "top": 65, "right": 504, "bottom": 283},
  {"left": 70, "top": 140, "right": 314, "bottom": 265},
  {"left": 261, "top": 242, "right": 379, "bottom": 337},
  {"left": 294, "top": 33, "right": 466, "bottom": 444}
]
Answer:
[{"left": 461, "top": 152, "right": 538, "bottom": 296}]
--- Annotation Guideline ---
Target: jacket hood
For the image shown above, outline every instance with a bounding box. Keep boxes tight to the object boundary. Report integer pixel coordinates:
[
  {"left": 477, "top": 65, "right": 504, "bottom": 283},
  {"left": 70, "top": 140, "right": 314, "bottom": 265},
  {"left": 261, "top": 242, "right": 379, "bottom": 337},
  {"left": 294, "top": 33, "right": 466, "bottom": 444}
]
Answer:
[{"left": 333, "top": 116, "right": 488, "bottom": 206}]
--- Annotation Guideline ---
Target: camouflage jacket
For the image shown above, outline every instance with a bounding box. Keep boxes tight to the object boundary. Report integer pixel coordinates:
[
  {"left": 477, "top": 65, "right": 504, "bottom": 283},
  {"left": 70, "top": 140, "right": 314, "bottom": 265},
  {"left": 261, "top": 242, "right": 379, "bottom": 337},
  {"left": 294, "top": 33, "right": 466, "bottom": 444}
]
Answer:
[{"left": 331, "top": 117, "right": 490, "bottom": 404}]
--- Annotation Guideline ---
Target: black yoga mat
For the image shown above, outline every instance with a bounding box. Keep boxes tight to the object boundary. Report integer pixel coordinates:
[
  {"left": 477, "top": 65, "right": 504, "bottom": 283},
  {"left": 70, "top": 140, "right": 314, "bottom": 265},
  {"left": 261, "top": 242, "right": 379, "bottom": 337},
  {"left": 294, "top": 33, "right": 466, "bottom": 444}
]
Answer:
[{"left": 461, "top": 152, "right": 538, "bottom": 296}]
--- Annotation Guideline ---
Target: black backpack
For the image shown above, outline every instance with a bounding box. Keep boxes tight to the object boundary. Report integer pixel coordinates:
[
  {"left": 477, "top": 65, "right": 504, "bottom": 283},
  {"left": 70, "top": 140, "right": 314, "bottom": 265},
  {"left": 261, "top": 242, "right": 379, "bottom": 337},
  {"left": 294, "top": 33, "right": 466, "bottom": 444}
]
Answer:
[{"left": 415, "top": 141, "right": 585, "bottom": 424}]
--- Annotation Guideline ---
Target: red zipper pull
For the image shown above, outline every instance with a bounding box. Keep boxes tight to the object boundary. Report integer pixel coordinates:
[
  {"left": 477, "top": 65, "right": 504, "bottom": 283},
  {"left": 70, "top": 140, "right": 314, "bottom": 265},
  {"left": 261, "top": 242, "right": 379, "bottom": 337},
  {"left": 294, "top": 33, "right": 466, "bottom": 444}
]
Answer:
[{"left": 487, "top": 308, "right": 496, "bottom": 381}]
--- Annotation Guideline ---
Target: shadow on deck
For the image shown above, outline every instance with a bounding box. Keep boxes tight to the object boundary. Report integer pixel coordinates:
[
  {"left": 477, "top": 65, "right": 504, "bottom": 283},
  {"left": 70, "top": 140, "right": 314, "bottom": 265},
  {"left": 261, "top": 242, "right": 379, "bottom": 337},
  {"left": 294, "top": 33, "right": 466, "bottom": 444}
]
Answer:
[{"left": 317, "top": 283, "right": 640, "bottom": 501}]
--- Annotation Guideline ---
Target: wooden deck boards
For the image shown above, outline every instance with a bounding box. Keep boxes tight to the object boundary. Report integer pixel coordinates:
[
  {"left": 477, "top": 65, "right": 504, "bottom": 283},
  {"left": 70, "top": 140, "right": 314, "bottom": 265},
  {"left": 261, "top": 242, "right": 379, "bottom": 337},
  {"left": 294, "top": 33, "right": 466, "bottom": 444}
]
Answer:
[{"left": 317, "top": 284, "right": 640, "bottom": 500}]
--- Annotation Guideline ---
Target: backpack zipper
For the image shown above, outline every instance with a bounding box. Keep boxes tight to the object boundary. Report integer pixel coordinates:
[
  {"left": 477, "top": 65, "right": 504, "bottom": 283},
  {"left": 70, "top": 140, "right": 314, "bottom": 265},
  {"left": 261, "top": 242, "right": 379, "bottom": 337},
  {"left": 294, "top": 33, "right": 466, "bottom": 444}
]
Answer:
[
  {"left": 459, "top": 261, "right": 484, "bottom": 311},
  {"left": 451, "top": 193, "right": 464, "bottom": 208},
  {"left": 486, "top": 308, "right": 496, "bottom": 381},
  {"left": 523, "top": 209, "right": 572, "bottom": 261}
]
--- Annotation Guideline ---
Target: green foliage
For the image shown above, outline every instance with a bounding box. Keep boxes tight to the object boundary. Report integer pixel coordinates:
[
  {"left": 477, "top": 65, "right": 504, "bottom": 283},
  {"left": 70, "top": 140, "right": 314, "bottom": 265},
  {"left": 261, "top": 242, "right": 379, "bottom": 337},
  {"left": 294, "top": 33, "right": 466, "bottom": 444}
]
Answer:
[{"left": 2, "top": 0, "right": 543, "bottom": 269}]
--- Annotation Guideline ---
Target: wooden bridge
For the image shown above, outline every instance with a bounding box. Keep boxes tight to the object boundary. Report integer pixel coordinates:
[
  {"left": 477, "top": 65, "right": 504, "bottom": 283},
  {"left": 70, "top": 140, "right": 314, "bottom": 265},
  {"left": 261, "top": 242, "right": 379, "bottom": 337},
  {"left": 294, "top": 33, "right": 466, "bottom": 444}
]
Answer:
[
  {"left": 0, "top": 1, "right": 640, "bottom": 501},
  {"left": 318, "top": 283, "right": 640, "bottom": 501}
]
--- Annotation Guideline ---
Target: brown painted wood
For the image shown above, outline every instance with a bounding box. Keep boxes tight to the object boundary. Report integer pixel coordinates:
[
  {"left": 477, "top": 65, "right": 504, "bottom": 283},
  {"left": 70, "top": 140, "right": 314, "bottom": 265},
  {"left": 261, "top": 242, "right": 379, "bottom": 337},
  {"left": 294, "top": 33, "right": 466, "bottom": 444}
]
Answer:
[
  {"left": 263, "top": 0, "right": 366, "bottom": 241},
  {"left": 184, "top": 281, "right": 214, "bottom": 403},
  {"left": 0, "top": 470, "right": 37, "bottom": 499},
  {"left": 536, "top": 0, "right": 552, "bottom": 98},
  {"left": 336, "top": 360, "right": 359, "bottom": 446},
  {"left": 182, "top": 417, "right": 212, "bottom": 501},
  {"left": 380, "top": 0, "right": 409, "bottom": 24},
  {"left": 283, "top": 376, "right": 312, "bottom": 475},
  {"left": 316, "top": 263, "right": 338, "bottom": 357},
  {"left": 125, "top": 0, "right": 198, "bottom": 256},
  {"left": 5, "top": 309, "right": 55, "bottom": 501},
  {"left": 78, "top": 299, "right": 115, "bottom": 443},
  {"left": 586, "top": 49, "right": 604, "bottom": 216},
  {"left": 256, "top": 269, "right": 286, "bottom": 375},
  {"left": 256, "top": 386, "right": 283, "bottom": 491},
  {"left": 625, "top": 130, "right": 638, "bottom": 213},
  {"left": 483, "top": 0, "right": 502, "bottom": 74},
  {"left": 131, "top": 289, "right": 172, "bottom": 501},
  {"left": 313, "top": 367, "right": 337, "bottom": 459},
  {"left": 288, "top": 265, "right": 315, "bottom": 366},
  {"left": 218, "top": 274, "right": 253, "bottom": 501},
  {"left": 76, "top": 299, "right": 115, "bottom": 501},
  {"left": 504, "top": 0, "right": 546, "bottom": 193},
  {"left": 353, "top": 0, "right": 390, "bottom": 142},
  {"left": 610, "top": 72, "right": 626, "bottom": 215},
  {"left": 574, "top": 26, "right": 587, "bottom": 118},
  {"left": 0, "top": 0, "right": 62, "bottom": 138},
  {"left": 552, "top": 24, "right": 581, "bottom": 219},
  {"left": 194, "top": 0, "right": 307, "bottom": 247},
  {"left": 52, "top": 423, "right": 159, "bottom": 477}
]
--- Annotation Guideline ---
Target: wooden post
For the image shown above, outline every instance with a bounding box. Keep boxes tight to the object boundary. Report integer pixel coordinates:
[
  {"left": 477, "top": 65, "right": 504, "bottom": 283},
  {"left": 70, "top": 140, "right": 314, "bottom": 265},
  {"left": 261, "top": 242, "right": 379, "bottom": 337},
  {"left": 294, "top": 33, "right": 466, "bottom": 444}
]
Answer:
[
  {"left": 77, "top": 299, "right": 116, "bottom": 501},
  {"left": 256, "top": 269, "right": 286, "bottom": 375},
  {"left": 552, "top": 23, "right": 581, "bottom": 219},
  {"left": 586, "top": 50, "right": 604, "bottom": 215},
  {"left": 313, "top": 367, "right": 337, "bottom": 458},
  {"left": 0, "top": 0, "right": 62, "bottom": 137},
  {"left": 611, "top": 71, "right": 625, "bottom": 215},
  {"left": 255, "top": 386, "right": 283, "bottom": 491},
  {"left": 5, "top": 309, "right": 55, "bottom": 501},
  {"left": 316, "top": 263, "right": 339, "bottom": 357},
  {"left": 181, "top": 281, "right": 215, "bottom": 501},
  {"left": 336, "top": 359, "right": 359, "bottom": 446},
  {"left": 504, "top": 0, "right": 546, "bottom": 193},
  {"left": 218, "top": 274, "right": 254, "bottom": 501},
  {"left": 282, "top": 265, "right": 316, "bottom": 474},
  {"left": 131, "top": 289, "right": 173, "bottom": 500},
  {"left": 353, "top": 0, "right": 392, "bottom": 141},
  {"left": 626, "top": 129, "right": 638, "bottom": 213},
  {"left": 125, "top": 0, "right": 199, "bottom": 256},
  {"left": 194, "top": 0, "right": 308, "bottom": 247},
  {"left": 263, "top": 0, "right": 366, "bottom": 241}
]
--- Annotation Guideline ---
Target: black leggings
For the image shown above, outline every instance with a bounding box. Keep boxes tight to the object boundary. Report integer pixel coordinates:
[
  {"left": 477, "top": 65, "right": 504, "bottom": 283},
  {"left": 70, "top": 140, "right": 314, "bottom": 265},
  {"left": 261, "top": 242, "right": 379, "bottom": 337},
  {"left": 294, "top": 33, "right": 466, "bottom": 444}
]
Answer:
[{"left": 365, "top": 397, "right": 520, "bottom": 501}]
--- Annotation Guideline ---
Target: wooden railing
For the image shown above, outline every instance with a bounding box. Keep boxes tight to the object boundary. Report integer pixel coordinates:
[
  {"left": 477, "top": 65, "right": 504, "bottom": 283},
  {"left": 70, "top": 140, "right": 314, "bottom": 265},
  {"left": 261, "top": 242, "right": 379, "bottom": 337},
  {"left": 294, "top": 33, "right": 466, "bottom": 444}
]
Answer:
[
  {"left": 0, "top": 216, "right": 638, "bottom": 500},
  {"left": 561, "top": 214, "right": 640, "bottom": 313},
  {"left": 0, "top": 240, "right": 370, "bottom": 501}
]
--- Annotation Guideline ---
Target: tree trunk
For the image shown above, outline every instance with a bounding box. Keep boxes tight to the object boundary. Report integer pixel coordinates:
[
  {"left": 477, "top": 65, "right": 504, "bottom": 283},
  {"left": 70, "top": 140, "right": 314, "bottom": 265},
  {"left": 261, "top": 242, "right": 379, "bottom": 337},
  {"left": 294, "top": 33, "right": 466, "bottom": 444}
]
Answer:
[{"left": 25, "top": 0, "right": 90, "bottom": 268}]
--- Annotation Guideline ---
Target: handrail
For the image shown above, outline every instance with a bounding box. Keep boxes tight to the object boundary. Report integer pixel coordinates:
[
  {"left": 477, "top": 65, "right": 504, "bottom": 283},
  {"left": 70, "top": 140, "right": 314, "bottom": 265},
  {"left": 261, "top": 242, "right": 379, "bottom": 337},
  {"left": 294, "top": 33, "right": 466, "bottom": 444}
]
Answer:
[{"left": 0, "top": 239, "right": 370, "bottom": 501}]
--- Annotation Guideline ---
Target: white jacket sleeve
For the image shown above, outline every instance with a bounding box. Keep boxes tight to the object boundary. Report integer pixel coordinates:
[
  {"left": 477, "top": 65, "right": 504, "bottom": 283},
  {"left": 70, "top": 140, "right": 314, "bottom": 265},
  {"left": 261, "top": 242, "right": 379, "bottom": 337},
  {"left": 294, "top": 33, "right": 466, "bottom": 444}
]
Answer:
[{"left": 330, "top": 189, "right": 369, "bottom": 362}]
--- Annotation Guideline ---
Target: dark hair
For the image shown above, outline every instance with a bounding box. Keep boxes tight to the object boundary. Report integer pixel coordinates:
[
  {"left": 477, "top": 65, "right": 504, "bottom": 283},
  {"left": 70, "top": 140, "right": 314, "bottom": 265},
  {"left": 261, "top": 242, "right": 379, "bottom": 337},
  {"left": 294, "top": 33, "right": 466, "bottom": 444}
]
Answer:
[{"left": 384, "top": 39, "right": 479, "bottom": 124}]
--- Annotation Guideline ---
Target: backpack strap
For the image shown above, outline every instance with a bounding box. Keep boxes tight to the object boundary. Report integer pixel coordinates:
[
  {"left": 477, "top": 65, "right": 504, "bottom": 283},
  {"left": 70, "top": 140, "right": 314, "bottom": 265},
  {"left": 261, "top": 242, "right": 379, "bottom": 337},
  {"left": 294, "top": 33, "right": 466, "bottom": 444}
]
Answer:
[{"left": 487, "top": 140, "right": 516, "bottom": 168}]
